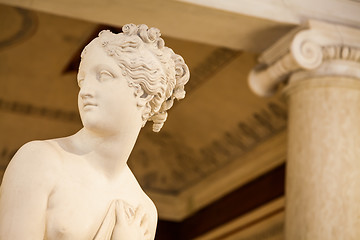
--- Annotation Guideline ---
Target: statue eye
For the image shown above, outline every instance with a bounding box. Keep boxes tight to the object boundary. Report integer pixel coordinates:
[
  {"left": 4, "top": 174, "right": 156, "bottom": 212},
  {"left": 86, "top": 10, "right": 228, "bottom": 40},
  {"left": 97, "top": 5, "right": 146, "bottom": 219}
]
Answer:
[{"left": 99, "top": 70, "right": 114, "bottom": 81}]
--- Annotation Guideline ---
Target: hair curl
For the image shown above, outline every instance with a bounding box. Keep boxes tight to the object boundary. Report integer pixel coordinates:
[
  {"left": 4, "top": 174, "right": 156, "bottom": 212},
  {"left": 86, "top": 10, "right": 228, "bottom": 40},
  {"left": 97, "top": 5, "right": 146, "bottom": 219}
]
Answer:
[{"left": 84, "top": 24, "right": 189, "bottom": 132}]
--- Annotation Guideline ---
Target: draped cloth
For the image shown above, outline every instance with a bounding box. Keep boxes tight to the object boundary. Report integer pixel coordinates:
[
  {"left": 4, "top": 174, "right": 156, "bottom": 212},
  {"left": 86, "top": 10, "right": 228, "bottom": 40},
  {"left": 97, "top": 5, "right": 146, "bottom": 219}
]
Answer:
[{"left": 93, "top": 200, "right": 117, "bottom": 240}]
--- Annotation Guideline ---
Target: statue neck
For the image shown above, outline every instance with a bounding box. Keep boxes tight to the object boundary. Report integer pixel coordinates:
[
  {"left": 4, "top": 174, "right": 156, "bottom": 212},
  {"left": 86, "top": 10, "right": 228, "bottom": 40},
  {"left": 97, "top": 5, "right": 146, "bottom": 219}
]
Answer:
[{"left": 70, "top": 126, "right": 141, "bottom": 179}]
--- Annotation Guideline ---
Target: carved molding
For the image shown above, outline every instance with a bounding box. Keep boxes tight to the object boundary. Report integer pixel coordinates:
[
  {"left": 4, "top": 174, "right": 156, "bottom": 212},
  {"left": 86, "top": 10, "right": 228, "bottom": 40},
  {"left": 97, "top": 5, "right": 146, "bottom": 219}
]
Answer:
[
  {"left": 248, "top": 20, "right": 360, "bottom": 97},
  {"left": 186, "top": 48, "right": 239, "bottom": 93},
  {"left": 130, "top": 100, "right": 287, "bottom": 195},
  {"left": 0, "top": 98, "right": 79, "bottom": 122}
]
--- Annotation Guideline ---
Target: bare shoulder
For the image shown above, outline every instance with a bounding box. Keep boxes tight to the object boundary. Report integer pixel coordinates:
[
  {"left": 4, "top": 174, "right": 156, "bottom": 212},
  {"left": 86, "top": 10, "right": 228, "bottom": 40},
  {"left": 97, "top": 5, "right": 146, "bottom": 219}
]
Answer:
[
  {"left": 126, "top": 166, "right": 158, "bottom": 215},
  {"left": 16, "top": 139, "right": 62, "bottom": 156},
  {"left": 135, "top": 177, "right": 158, "bottom": 236},
  {"left": 143, "top": 192, "right": 158, "bottom": 220},
  {"left": 7, "top": 140, "right": 63, "bottom": 171},
  {"left": 125, "top": 166, "right": 158, "bottom": 235},
  {"left": 0, "top": 140, "right": 64, "bottom": 239},
  {"left": 144, "top": 192, "right": 158, "bottom": 237},
  {"left": 2, "top": 140, "right": 63, "bottom": 191}
]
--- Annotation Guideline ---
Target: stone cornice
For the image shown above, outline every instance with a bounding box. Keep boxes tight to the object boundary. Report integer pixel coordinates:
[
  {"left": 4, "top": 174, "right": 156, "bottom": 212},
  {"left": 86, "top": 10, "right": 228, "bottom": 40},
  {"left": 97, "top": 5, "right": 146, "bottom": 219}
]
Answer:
[{"left": 248, "top": 20, "right": 360, "bottom": 97}]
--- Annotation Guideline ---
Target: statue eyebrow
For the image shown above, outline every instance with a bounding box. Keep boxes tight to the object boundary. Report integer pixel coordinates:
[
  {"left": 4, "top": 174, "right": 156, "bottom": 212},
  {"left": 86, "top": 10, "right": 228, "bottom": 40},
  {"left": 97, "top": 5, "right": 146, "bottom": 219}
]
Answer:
[{"left": 96, "top": 64, "right": 118, "bottom": 77}]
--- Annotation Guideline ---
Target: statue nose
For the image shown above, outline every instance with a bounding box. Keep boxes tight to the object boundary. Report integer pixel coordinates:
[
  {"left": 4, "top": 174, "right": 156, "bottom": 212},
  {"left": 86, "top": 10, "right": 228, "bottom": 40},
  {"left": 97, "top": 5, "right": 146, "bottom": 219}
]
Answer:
[{"left": 79, "top": 80, "right": 95, "bottom": 98}]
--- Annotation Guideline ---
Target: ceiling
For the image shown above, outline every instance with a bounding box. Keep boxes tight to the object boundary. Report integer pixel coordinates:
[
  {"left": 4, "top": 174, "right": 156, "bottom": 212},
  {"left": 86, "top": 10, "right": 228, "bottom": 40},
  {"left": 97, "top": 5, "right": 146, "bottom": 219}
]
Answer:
[{"left": 0, "top": 3, "right": 288, "bottom": 222}]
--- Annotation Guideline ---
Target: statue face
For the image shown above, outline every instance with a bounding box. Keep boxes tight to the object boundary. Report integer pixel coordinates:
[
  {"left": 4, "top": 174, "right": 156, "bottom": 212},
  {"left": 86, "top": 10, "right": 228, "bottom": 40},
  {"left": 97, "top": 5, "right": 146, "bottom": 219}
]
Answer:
[{"left": 77, "top": 40, "right": 142, "bottom": 135}]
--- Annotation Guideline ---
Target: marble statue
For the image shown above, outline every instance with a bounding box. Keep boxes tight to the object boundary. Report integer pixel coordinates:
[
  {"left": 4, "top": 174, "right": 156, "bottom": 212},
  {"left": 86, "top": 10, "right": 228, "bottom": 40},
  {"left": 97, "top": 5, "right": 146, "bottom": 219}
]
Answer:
[{"left": 0, "top": 24, "right": 189, "bottom": 239}]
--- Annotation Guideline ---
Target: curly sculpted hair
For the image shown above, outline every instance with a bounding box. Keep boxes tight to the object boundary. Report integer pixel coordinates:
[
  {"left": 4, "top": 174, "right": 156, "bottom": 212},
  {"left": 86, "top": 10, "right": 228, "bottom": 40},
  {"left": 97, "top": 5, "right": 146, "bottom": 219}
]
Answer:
[{"left": 82, "top": 24, "right": 190, "bottom": 132}]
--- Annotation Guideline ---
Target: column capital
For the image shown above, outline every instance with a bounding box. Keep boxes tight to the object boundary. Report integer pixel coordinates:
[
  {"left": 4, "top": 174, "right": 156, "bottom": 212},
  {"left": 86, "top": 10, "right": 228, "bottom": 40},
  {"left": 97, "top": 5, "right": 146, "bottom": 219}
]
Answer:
[{"left": 248, "top": 20, "right": 360, "bottom": 97}]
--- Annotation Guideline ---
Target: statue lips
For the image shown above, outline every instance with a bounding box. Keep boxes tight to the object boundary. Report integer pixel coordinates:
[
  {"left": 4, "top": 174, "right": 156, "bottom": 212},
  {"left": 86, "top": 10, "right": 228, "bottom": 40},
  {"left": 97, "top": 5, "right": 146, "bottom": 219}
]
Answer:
[{"left": 83, "top": 101, "right": 97, "bottom": 110}]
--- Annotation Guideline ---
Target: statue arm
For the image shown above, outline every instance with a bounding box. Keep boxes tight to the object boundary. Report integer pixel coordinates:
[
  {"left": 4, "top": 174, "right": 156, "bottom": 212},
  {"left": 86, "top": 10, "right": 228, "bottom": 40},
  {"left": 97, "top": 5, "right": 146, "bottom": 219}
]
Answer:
[{"left": 0, "top": 141, "right": 60, "bottom": 240}]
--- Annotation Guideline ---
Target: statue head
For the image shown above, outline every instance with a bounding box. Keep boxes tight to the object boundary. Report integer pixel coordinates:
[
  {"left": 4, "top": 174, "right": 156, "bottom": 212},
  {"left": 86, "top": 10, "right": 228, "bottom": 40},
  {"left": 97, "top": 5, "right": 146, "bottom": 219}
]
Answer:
[{"left": 80, "top": 24, "right": 190, "bottom": 132}]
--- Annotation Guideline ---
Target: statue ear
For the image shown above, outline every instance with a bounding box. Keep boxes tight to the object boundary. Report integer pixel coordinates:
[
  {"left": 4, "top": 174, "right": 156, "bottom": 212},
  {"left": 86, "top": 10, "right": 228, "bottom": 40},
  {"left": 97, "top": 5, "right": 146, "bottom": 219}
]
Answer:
[
  {"left": 136, "top": 92, "right": 152, "bottom": 111},
  {"left": 136, "top": 93, "right": 152, "bottom": 127}
]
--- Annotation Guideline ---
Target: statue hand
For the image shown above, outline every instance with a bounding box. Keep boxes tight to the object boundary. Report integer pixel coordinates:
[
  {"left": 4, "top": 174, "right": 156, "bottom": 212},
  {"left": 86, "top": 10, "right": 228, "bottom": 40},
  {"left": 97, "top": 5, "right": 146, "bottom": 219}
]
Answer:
[{"left": 111, "top": 200, "right": 151, "bottom": 240}]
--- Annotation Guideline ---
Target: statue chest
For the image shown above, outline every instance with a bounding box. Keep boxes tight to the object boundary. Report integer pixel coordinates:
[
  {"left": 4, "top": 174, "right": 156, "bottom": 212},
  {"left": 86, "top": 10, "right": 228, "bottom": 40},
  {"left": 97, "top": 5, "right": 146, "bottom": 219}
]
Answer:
[{"left": 44, "top": 170, "right": 152, "bottom": 240}]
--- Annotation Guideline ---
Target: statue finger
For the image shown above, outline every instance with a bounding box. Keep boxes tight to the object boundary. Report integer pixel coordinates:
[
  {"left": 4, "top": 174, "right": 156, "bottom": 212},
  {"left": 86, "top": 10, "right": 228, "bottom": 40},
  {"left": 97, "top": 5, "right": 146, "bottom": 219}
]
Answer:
[
  {"left": 123, "top": 201, "right": 136, "bottom": 223},
  {"left": 134, "top": 205, "right": 145, "bottom": 225},
  {"left": 115, "top": 200, "right": 127, "bottom": 224}
]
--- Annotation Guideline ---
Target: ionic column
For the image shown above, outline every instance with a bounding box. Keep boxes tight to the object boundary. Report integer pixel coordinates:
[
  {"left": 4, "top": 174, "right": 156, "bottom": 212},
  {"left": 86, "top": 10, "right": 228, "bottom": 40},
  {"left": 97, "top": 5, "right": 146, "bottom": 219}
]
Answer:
[{"left": 248, "top": 20, "right": 360, "bottom": 239}]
